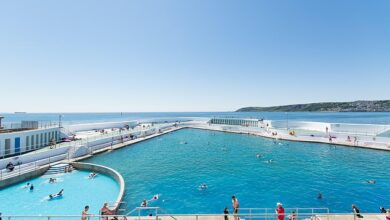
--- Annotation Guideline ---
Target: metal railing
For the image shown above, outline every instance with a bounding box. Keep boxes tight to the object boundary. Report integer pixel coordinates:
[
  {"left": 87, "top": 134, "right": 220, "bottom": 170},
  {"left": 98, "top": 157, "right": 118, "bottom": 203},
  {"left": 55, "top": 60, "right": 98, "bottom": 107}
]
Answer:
[
  {"left": 0, "top": 153, "right": 68, "bottom": 180},
  {"left": 0, "top": 213, "right": 388, "bottom": 220},
  {"left": 125, "top": 207, "right": 331, "bottom": 220},
  {"left": 0, "top": 123, "right": 177, "bottom": 181}
]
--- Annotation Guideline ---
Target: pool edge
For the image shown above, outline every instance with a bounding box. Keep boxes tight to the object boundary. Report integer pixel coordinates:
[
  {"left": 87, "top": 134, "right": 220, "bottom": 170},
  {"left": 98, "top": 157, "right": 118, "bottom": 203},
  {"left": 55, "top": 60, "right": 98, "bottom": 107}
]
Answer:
[{"left": 70, "top": 162, "right": 125, "bottom": 212}]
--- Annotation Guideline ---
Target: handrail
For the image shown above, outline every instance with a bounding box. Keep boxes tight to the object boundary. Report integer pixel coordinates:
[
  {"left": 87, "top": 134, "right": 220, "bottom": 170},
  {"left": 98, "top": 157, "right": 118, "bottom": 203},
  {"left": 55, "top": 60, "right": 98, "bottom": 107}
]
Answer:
[
  {"left": 2, "top": 213, "right": 385, "bottom": 219},
  {"left": 0, "top": 153, "right": 68, "bottom": 181},
  {"left": 125, "top": 206, "right": 332, "bottom": 220},
  {"left": 0, "top": 123, "right": 177, "bottom": 182}
]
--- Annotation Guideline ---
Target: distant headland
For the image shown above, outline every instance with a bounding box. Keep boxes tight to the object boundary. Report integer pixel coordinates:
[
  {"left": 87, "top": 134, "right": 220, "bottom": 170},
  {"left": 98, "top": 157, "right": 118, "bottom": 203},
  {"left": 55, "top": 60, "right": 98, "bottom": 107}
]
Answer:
[{"left": 236, "top": 100, "right": 390, "bottom": 112}]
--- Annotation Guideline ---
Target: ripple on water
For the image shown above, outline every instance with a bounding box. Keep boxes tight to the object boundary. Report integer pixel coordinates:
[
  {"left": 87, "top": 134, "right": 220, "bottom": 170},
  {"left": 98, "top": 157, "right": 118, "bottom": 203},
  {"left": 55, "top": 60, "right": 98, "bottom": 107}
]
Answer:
[{"left": 84, "top": 128, "right": 390, "bottom": 214}]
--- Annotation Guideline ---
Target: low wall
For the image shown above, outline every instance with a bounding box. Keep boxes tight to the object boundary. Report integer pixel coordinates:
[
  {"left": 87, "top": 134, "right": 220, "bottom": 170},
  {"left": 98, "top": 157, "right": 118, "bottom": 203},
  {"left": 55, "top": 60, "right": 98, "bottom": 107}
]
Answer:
[
  {"left": 0, "top": 146, "right": 70, "bottom": 169},
  {"left": 269, "top": 120, "right": 390, "bottom": 135},
  {"left": 71, "top": 162, "right": 125, "bottom": 212},
  {"left": 269, "top": 120, "right": 330, "bottom": 132},
  {"left": 0, "top": 166, "right": 49, "bottom": 189},
  {"left": 330, "top": 123, "right": 390, "bottom": 135},
  {"left": 64, "top": 121, "right": 138, "bottom": 132}
]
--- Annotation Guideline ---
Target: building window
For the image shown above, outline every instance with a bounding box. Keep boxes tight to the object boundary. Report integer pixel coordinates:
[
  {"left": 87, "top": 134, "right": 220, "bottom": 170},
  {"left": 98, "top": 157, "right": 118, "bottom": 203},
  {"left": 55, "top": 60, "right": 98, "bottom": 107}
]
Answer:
[
  {"left": 44, "top": 133, "right": 47, "bottom": 145},
  {"left": 36, "top": 134, "right": 39, "bottom": 148},
  {"left": 5, "top": 139, "right": 11, "bottom": 155},
  {"left": 31, "top": 135, "right": 35, "bottom": 150},
  {"left": 26, "top": 136, "right": 30, "bottom": 151},
  {"left": 40, "top": 134, "right": 43, "bottom": 147}
]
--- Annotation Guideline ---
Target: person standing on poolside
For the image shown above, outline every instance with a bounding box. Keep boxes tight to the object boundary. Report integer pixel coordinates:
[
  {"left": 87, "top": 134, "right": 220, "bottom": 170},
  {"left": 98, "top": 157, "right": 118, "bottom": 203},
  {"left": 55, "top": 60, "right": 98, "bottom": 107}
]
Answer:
[
  {"left": 224, "top": 207, "right": 229, "bottom": 220},
  {"left": 352, "top": 204, "right": 363, "bottom": 218},
  {"left": 100, "top": 203, "right": 114, "bottom": 220},
  {"left": 276, "top": 202, "right": 285, "bottom": 220},
  {"left": 81, "top": 205, "right": 90, "bottom": 220},
  {"left": 232, "top": 195, "right": 239, "bottom": 220}
]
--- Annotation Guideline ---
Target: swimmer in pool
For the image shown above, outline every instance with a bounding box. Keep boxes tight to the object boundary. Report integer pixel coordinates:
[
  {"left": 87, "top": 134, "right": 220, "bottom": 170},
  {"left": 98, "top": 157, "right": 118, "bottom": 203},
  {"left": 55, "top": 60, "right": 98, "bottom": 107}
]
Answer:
[
  {"left": 88, "top": 172, "right": 97, "bottom": 179},
  {"left": 22, "top": 183, "right": 31, "bottom": 188},
  {"left": 49, "top": 178, "right": 57, "bottom": 183},
  {"left": 256, "top": 154, "right": 262, "bottom": 158},
  {"left": 367, "top": 180, "right": 376, "bottom": 184},
  {"left": 141, "top": 199, "right": 148, "bottom": 207},
  {"left": 199, "top": 183, "right": 208, "bottom": 190},
  {"left": 49, "top": 189, "right": 64, "bottom": 199},
  {"left": 317, "top": 192, "right": 323, "bottom": 200},
  {"left": 151, "top": 194, "right": 159, "bottom": 200},
  {"left": 266, "top": 159, "right": 273, "bottom": 163},
  {"left": 29, "top": 184, "right": 34, "bottom": 191}
]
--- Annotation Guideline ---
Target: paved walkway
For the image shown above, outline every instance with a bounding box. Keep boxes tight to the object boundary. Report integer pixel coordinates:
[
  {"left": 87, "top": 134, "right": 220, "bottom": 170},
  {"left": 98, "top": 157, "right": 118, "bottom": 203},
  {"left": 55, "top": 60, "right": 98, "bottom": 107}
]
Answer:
[{"left": 185, "top": 122, "right": 390, "bottom": 151}]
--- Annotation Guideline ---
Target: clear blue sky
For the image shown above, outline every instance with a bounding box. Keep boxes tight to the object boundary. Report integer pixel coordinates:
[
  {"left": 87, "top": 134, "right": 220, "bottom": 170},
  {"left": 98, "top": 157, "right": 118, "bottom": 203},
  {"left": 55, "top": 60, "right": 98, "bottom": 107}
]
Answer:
[{"left": 0, "top": 0, "right": 389, "bottom": 112}]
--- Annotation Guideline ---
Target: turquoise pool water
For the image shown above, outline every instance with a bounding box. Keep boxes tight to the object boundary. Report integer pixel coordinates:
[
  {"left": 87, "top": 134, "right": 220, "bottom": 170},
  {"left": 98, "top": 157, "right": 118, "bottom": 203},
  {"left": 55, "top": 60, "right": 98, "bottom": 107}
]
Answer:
[
  {"left": 84, "top": 128, "right": 390, "bottom": 214},
  {"left": 0, "top": 170, "right": 119, "bottom": 216}
]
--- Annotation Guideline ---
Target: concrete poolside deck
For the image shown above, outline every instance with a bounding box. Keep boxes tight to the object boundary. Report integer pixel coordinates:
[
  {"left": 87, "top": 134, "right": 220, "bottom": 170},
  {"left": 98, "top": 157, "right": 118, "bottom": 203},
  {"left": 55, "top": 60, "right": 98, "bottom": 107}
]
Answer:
[
  {"left": 116, "top": 214, "right": 387, "bottom": 220},
  {"left": 184, "top": 122, "right": 390, "bottom": 151}
]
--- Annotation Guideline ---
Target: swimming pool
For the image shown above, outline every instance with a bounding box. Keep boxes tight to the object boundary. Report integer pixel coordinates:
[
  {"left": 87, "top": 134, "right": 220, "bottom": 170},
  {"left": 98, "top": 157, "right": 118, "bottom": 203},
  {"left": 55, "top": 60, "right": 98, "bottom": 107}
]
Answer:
[
  {"left": 0, "top": 170, "right": 119, "bottom": 216},
  {"left": 83, "top": 128, "right": 390, "bottom": 214}
]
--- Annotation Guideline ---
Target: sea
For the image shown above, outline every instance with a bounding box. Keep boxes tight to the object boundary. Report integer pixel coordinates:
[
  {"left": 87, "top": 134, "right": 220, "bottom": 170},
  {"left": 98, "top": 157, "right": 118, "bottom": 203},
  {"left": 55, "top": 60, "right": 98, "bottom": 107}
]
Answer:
[{"left": 1, "top": 112, "right": 390, "bottom": 125}]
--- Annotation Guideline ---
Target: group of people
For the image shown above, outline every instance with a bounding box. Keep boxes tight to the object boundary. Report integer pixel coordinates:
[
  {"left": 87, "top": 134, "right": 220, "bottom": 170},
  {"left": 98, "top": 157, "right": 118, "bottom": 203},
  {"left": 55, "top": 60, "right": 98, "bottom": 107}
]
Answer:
[
  {"left": 223, "top": 195, "right": 240, "bottom": 220},
  {"left": 81, "top": 203, "right": 120, "bottom": 220},
  {"left": 224, "top": 197, "right": 286, "bottom": 220},
  {"left": 256, "top": 153, "right": 274, "bottom": 163},
  {"left": 64, "top": 165, "right": 74, "bottom": 173},
  {"left": 88, "top": 172, "right": 98, "bottom": 179},
  {"left": 223, "top": 198, "right": 390, "bottom": 220},
  {"left": 22, "top": 182, "right": 34, "bottom": 191}
]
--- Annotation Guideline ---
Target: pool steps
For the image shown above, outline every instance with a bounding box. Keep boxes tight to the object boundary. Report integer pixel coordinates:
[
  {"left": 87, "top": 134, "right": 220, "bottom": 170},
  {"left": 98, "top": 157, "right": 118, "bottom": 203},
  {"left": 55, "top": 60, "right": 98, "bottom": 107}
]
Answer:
[{"left": 44, "top": 163, "right": 73, "bottom": 175}]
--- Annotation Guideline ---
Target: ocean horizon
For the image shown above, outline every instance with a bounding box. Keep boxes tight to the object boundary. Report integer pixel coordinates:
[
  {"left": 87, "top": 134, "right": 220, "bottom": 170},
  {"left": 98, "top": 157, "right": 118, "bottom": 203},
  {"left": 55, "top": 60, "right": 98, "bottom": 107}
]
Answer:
[{"left": 1, "top": 112, "right": 390, "bottom": 125}]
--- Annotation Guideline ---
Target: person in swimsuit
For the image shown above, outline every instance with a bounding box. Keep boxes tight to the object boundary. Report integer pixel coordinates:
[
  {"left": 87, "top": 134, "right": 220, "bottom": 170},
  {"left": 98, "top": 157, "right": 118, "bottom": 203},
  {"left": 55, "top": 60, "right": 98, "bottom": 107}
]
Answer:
[
  {"left": 100, "top": 203, "right": 114, "bottom": 220},
  {"left": 224, "top": 207, "right": 229, "bottom": 220},
  {"left": 352, "top": 204, "right": 363, "bottom": 218},
  {"left": 276, "top": 202, "right": 285, "bottom": 220},
  {"left": 141, "top": 199, "right": 148, "bottom": 207},
  {"left": 199, "top": 183, "right": 208, "bottom": 190},
  {"left": 49, "top": 189, "right": 64, "bottom": 199},
  {"left": 232, "top": 195, "right": 239, "bottom": 220},
  {"left": 81, "top": 206, "right": 90, "bottom": 220}
]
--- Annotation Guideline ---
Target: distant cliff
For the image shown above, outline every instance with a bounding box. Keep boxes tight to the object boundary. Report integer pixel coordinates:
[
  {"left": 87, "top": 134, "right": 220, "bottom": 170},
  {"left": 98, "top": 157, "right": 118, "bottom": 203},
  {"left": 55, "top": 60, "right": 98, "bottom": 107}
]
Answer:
[{"left": 236, "top": 100, "right": 390, "bottom": 112}]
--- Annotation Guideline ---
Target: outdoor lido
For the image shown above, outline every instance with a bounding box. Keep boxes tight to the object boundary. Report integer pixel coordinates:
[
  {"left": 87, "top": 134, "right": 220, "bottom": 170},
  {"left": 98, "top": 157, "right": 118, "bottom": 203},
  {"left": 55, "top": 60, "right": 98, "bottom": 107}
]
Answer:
[{"left": 0, "top": 117, "right": 389, "bottom": 220}]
